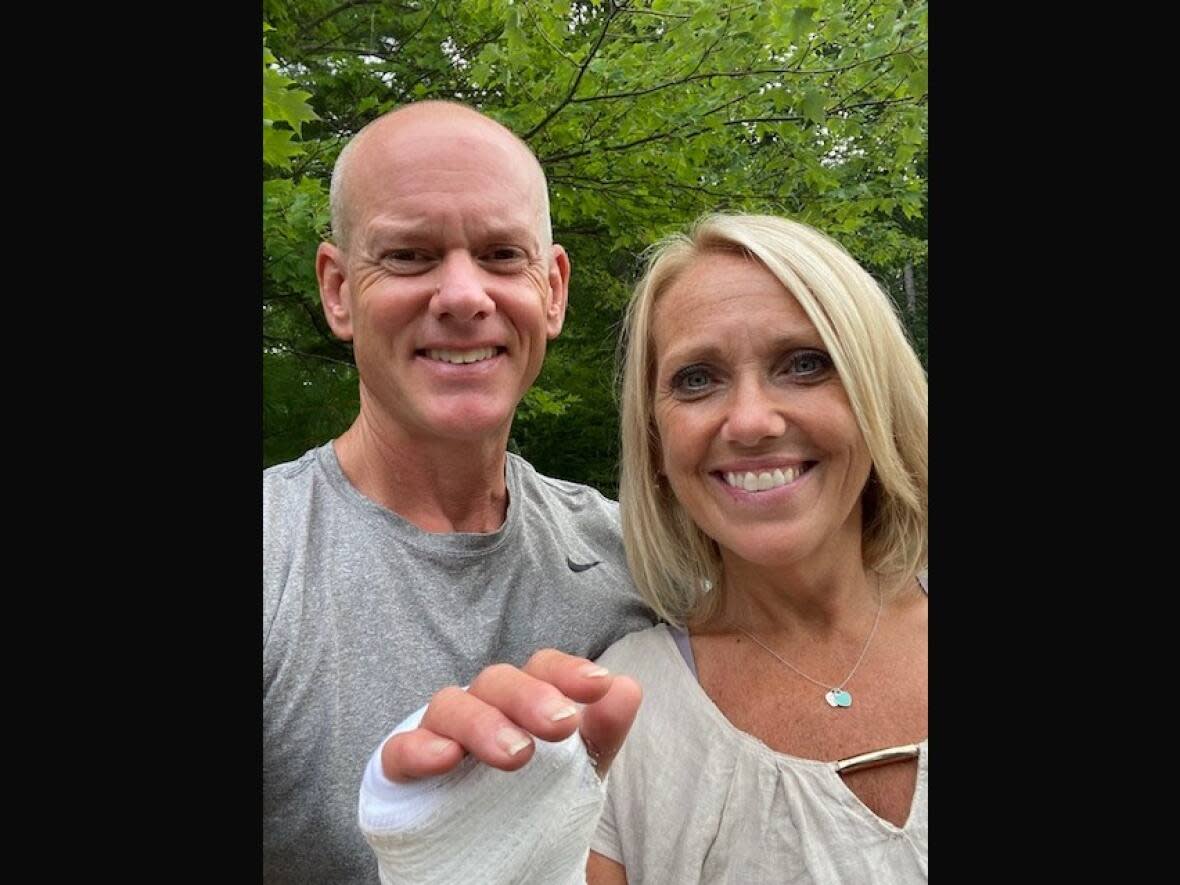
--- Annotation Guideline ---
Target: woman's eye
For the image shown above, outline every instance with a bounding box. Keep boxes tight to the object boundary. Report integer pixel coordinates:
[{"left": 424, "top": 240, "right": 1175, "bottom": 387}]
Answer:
[
  {"left": 672, "top": 366, "right": 714, "bottom": 395},
  {"left": 787, "top": 350, "right": 832, "bottom": 377}
]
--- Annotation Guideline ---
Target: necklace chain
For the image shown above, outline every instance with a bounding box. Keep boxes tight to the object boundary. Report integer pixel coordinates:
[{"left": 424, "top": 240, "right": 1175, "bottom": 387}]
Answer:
[{"left": 737, "top": 575, "right": 883, "bottom": 695}]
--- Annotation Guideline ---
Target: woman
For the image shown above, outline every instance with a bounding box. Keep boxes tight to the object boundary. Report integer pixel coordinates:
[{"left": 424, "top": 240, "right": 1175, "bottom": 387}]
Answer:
[
  {"left": 358, "top": 213, "right": 927, "bottom": 883},
  {"left": 588, "top": 213, "right": 927, "bottom": 882}
]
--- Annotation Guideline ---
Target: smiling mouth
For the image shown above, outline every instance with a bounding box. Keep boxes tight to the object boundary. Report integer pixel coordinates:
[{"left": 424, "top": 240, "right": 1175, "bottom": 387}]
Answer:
[
  {"left": 420, "top": 346, "right": 505, "bottom": 365},
  {"left": 720, "top": 463, "right": 815, "bottom": 492}
]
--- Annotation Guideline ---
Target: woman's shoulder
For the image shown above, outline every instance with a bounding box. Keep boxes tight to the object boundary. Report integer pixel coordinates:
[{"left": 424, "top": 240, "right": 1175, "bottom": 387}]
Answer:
[{"left": 597, "top": 623, "right": 677, "bottom": 672}]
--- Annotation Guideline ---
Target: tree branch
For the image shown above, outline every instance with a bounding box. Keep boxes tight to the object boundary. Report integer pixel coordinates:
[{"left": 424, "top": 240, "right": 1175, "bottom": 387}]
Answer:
[
  {"left": 569, "top": 50, "right": 916, "bottom": 104},
  {"left": 298, "top": 300, "right": 351, "bottom": 355},
  {"left": 723, "top": 115, "right": 804, "bottom": 126},
  {"left": 617, "top": 7, "right": 690, "bottom": 18},
  {"left": 302, "top": 44, "right": 396, "bottom": 59},
  {"left": 542, "top": 123, "right": 703, "bottom": 164},
  {"left": 520, "top": 0, "right": 580, "bottom": 68},
  {"left": 541, "top": 83, "right": 772, "bottom": 164},
  {"left": 265, "top": 336, "right": 357, "bottom": 369},
  {"left": 551, "top": 173, "right": 763, "bottom": 201},
  {"left": 829, "top": 94, "right": 925, "bottom": 116},
  {"left": 290, "top": 139, "right": 332, "bottom": 179},
  {"left": 615, "top": 2, "right": 759, "bottom": 20},
  {"left": 302, "top": 20, "right": 371, "bottom": 56},
  {"left": 299, "top": 0, "right": 386, "bottom": 38},
  {"left": 398, "top": 0, "right": 443, "bottom": 54},
  {"left": 523, "top": 2, "right": 622, "bottom": 141}
]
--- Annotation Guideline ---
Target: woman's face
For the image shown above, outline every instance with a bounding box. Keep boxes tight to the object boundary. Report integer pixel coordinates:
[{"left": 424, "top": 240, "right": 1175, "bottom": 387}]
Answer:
[{"left": 651, "top": 252, "right": 872, "bottom": 572}]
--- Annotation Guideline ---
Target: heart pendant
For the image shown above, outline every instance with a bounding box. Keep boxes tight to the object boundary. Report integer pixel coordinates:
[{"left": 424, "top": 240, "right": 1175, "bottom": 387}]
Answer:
[{"left": 825, "top": 689, "right": 852, "bottom": 708}]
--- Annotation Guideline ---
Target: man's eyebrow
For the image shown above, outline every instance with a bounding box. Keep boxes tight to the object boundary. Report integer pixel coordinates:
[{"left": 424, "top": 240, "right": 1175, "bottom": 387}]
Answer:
[
  {"left": 363, "top": 220, "right": 536, "bottom": 242},
  {"left": 363, "top": 220, "right": 434, "bottom": 241}
]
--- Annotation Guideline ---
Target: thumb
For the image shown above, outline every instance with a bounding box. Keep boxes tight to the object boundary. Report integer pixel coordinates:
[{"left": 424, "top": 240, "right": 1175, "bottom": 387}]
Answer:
[{"left": 578, "top": 675, "right": 642, "bottom": 779}]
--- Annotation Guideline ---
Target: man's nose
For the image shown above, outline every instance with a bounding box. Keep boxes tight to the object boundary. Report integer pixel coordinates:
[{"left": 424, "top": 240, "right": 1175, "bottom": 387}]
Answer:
[{"left": 430, "top": 252, "right": 496, "bottom": 322}]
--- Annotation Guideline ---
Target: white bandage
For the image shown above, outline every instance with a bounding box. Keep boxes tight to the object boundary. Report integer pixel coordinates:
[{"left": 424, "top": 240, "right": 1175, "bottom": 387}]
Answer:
[{"left": 358, "top": 703, "right": 604, "bottom": 884}]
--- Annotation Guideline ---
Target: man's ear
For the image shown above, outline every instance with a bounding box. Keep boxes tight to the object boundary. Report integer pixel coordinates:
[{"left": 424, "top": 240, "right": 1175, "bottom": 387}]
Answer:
[
  {"left": 545, "top": 244, "right": 571, "bottom": 339},
  {"left": 316, "top": 242, "right": 354, "bottom": 341}
]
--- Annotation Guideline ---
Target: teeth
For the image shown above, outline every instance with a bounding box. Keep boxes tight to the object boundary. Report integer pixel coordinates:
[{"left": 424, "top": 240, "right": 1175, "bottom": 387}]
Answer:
[
  {"left": 426, "top": 347, "right": 497, "bottom": 365},
  {"left": 723, "top": 466, "right": 805, "bottom": 492}
]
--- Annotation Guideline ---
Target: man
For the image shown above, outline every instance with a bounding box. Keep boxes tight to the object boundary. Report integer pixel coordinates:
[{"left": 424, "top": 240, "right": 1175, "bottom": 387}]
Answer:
[{"left": 263, "top": 101, "right": 653, "bottom": 883}]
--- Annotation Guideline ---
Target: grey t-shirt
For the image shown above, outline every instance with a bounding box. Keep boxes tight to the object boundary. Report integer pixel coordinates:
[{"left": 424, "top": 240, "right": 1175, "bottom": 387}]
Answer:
[{"left": 263, "top": 442, "right": 653, "bottom": 884}]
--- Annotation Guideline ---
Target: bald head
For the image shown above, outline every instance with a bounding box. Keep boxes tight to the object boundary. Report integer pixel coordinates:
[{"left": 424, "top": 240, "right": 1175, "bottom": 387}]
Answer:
[{"left": 329, "top": 101, "right": 552, "bottom": 255}]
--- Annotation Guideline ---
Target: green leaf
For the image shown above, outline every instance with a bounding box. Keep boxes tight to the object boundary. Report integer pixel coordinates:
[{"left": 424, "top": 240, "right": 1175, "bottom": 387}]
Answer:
[
  {"left": 891, "top": 54, "right": 915, "bottom": 76},
  {"left": 789, "top": 7, "right": 815, "bottom": 43},
  {"left": 899, "top": 126, "right": 923, "bottom": 146},
  {"left": 264, "top": 84, "right": 320, "bottom": 136},
  {"left": 505, "top": 5, "right": 525, "bottom": 55},
  {"left": 801, "top": 89, "right": 825, "bottom": 125},
  {"left": 264, "top": 126, "right": 302, "bottom": 167},
  {"left": 469, "top": 59, "right": 492, "bottom": 86},
  {"left": 263, "top": 59, "right": 319, "bottom": 137}
]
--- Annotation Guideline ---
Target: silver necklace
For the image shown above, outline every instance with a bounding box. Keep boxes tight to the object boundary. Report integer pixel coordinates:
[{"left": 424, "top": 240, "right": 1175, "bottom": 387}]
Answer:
[{"left": 737, "top": 576, "right": 883, "bottom": 709}]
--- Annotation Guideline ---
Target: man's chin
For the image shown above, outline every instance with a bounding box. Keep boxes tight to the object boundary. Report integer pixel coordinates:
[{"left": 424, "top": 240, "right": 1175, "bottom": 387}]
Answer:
[{"left": 418, "top": 405, "right": 515, "bottom": 443}]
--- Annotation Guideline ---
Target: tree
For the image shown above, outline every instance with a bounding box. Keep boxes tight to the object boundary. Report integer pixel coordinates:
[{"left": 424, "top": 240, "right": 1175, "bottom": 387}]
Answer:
[{"left": 263, "top": 0, "right": 928, "bottom": 493}]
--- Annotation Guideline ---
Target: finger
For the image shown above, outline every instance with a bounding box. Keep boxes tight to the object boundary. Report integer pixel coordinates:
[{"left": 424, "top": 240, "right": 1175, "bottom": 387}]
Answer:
[
  {"left": 521, "top": 647, "right": 615, "bottom": 705},
  {"left": 414, "top": 682, "right": 548, "bottom": 772},
  {"left": 579, "top": 674, "right": 642, "bottom": 780},
  {"left": 464, "top": 662, "right": 586, "bottom": 743},
  {"left": 380, "top": 726, "right": 466, "bottom": 783}
]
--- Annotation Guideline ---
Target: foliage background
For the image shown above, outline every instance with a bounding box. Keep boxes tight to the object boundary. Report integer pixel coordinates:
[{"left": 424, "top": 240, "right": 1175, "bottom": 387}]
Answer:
[{"left": 263, "top": 0, "right": 927, "bottom": 497}]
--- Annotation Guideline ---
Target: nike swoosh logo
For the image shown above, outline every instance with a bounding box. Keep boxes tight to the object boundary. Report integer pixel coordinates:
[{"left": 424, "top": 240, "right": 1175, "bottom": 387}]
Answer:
[{"left": 567, "top": 556, "right": 602, "bottom": 573}]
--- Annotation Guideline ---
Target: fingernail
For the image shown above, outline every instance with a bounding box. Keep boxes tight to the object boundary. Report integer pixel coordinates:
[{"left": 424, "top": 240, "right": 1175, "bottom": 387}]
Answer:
[
  {"left": 496, "top": 727, "right": 531, "bottom": 756},
  {"left": 546, "top": 701, "right": 578, "bottom": 722},
  {"left": 428, "top": 738, "right": 454, "bottom": 755},
  {"left": 581, "top": 664, "right": 610, "bottom": 678}
]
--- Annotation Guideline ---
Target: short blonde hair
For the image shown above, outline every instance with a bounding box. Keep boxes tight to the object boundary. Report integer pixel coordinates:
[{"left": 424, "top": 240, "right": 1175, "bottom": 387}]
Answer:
[{"left": 618, "top": 214, "right": 928, "bottom": 627}]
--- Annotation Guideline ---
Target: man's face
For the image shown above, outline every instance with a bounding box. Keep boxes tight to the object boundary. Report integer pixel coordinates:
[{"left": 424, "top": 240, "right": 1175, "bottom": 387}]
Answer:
[{"left": 320, "top": 113, "right": 568, "bottom": 446}]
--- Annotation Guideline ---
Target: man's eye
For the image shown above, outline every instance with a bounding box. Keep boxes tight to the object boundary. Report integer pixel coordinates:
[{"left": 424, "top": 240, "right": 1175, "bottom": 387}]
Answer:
[
  {"left": 483, "top": 247, "right": 527, "bottom": 262},
  {"left": 385, "top": 249, "right": 429, "bottom": 262},
  {"left": 671, "top": 366, "right": 714, "bottom": 395}
]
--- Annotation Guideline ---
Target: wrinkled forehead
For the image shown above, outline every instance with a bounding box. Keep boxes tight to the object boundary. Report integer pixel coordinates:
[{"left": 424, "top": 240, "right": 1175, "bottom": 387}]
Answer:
[
  {"left": 346, "top": 115, "right": 546, "bottom": 228},
  {"left": 650, "top": 252, "right": 818, "bottom": 357}
]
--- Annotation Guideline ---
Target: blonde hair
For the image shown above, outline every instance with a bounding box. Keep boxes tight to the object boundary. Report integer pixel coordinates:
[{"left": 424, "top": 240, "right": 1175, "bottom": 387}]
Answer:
[{"left": 618, "top": 214, "right": 928, "bottom": 626}]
